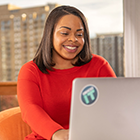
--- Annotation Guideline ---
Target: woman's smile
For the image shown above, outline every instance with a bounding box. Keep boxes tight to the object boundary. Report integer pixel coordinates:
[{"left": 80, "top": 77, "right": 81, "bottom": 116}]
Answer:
[{"left": 63, "top": 44, "right": 78, "bottom": 52}]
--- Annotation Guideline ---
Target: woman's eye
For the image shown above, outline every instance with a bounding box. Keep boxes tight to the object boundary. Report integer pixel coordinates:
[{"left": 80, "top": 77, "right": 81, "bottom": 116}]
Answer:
[
  {"left": 61, "top": 32, "right": 68, "bottom": 35},
  {"left": 77, "top": 34, "right": 83, "bottom": 37}
]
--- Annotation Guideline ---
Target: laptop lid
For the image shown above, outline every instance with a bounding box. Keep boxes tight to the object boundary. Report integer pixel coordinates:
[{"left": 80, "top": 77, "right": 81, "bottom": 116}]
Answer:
[{"left": 69, "top": 77, "right": 140, "bottom": 140}]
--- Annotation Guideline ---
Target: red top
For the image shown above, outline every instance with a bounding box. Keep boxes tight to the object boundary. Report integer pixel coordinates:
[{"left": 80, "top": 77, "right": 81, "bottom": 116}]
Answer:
[{"left": 17, "top": 54, "right": 116, "bottom": 140}]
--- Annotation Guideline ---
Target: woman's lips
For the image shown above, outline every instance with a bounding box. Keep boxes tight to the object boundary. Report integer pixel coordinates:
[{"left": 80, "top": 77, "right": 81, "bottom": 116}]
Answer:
[{"left": 63, "top": 45, "right": 78, "bottom": 52}]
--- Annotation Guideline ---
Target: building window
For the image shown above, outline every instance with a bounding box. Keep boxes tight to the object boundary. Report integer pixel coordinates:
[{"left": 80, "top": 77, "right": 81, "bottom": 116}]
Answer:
[
  {"left": 10, "top": 14, "right": 14, "bottom": 19},
  {"left": 41, "top": 14, "right": 46, "bottom": 21},
  {"left": 45, "top": 6, "right": 50, "bottom": 12},
  {"left": 22, "top": 13, "right": 27, "bottom": 21},
  {"left": 33, "top": 12, "right": 37, "bottom": 19}
]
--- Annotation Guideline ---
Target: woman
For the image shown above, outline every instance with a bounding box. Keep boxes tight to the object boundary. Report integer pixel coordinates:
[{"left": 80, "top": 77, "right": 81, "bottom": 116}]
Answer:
[{"left": 17, "top": 5, "right": 116, "bottom": 140}]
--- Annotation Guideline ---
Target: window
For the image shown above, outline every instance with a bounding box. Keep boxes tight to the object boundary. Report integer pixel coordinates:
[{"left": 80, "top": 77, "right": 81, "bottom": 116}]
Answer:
[
  {"left": 41, "top": 13, "right": 46, "bottom": 20},
  {"left": 22, "top": 13, "right": 27, "bottom": 21},
  {"left": 0, "top": 1, "right": 124, "bottom": 111}
]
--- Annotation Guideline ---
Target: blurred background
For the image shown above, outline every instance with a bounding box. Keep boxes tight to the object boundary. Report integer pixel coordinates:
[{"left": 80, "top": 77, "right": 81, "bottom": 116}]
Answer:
[{"left": 0, "top": 0, "right": 123, "bottom": 111}]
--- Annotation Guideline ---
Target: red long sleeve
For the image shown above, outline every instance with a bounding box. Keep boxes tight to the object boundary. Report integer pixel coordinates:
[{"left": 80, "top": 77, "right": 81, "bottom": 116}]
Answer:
[{"left": 17, "top": 54, "right": 116, "bottom": 140}]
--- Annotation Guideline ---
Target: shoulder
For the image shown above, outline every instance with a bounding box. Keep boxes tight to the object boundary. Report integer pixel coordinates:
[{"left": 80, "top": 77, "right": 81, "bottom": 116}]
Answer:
[
  {"left": 81, "top": 54, "right": 109, "bottom": 70},
  {"left": 90, "top": 54, "right": 108, "bottom": 65},
  {"left": 91, "top": 54, "right": 116, "bottom": 77},
  {"left": 18, "top": 60, "right": 42, "bottom": 80},
  {"left": 20, "top": 60, "right": 39, "bottom": 71}
]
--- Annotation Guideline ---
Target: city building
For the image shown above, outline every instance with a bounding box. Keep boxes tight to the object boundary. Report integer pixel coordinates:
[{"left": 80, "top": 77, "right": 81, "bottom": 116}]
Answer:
[
  {"left": 91, "top": 33, "right": 124, "bottom": 77},
  {"left": 0, "top": 3, "right": 57, "bottom": 81}
]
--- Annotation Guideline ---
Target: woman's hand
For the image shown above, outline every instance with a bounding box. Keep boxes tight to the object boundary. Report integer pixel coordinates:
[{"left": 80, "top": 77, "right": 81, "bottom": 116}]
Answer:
[{"left": 52, "top": 129, "right": 69, "bottom": 140}]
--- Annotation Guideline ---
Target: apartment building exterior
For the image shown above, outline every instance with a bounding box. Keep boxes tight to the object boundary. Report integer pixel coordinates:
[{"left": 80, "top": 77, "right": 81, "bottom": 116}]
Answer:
[
  {"left": 91, "top": 33, "right": 124, "bottom": 77},
  {"left": 0, "top": 3, "right": 57, "bottom": 81}
]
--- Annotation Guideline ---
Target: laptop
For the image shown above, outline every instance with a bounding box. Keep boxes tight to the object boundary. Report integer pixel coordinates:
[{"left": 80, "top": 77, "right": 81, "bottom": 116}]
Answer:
[{"left": 69, "top": 77, "right": 140, "bottom": 140}]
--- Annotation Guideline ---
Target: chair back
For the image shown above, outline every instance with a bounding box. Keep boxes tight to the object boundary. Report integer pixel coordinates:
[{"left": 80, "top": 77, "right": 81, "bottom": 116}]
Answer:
[{"left": 0, "top": 107, "right": 32, "bottom": 140}]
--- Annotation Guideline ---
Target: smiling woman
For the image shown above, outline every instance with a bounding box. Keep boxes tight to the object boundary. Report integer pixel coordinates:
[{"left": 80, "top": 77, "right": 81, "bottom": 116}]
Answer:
[
  {"left": 52, "top": 14, "right": 85, "bottom": 69},
  {"left": 33, "top": 5, "right": 92, "bottom": 73},
  {"left": 17, "top": 5, "right": 116, "bottom": 140}
]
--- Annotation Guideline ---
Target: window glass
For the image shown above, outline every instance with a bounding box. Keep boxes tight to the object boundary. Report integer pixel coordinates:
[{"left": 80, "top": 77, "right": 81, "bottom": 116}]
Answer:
[{"left": 0, "top": 0, "right": 123, "bottom": 111}]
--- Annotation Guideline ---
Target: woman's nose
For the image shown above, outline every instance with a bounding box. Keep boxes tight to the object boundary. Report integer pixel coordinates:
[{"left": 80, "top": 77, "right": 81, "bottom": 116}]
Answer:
[{"left": 68, "top": 34, "right": 78, "bottom": 42}]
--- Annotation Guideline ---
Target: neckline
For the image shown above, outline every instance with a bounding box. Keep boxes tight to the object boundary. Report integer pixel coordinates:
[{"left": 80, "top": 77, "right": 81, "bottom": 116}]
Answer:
[{"left": 50, "top": 66, "right": 82, "bottom": 74}]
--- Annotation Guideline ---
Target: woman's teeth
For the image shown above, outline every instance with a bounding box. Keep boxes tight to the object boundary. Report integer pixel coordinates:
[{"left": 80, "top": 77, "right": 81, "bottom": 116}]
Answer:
[{"left": 65, "top": 46, "right": 77, "bottom": 50}]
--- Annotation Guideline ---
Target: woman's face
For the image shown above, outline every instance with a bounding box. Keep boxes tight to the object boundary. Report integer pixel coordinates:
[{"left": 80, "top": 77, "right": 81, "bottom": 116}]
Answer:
[{"left": 52, "top": 14, "right": 85, "bottom": 65}]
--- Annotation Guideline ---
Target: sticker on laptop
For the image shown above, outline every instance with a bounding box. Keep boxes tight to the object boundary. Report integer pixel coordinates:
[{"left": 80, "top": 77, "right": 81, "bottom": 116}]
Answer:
[{"left": 81, "top": 85, "right": 99, "bottom": 106}]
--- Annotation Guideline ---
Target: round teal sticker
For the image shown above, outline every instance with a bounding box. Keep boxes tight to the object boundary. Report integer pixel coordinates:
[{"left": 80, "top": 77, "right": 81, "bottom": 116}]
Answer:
[{"left": 81, "top": 85, "right": 98, "bottom": 105}]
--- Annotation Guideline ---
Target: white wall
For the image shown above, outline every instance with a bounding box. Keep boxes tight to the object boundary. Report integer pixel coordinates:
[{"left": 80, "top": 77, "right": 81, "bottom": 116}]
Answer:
[{"left": 123, "top": 0, "right": 140, "bottom": 77}]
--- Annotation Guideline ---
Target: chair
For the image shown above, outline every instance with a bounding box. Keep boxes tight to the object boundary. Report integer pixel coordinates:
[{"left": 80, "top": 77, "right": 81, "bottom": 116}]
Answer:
[{"left": 0, "top": 106, "right": 32, "bottom": 140}]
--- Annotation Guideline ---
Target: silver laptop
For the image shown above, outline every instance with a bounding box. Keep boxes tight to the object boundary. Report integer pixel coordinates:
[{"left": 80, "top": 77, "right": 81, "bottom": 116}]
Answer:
[{"left": 69, "top": 77, "right": 140, "bottom": 140}]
